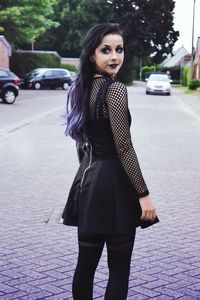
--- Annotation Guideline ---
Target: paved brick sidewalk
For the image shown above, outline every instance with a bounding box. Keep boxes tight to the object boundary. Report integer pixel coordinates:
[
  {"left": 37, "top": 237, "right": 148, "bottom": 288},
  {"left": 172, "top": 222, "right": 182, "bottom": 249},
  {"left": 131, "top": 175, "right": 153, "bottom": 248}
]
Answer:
[{"left": 0, "top": 85, "right": 200, "bottom": 299}]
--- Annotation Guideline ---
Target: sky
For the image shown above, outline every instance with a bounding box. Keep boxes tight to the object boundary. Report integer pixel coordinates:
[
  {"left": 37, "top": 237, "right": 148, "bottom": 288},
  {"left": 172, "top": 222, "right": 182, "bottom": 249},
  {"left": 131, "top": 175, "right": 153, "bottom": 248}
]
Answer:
[{"left": 173, "top": 0, "right": 200, "bottom": 53}]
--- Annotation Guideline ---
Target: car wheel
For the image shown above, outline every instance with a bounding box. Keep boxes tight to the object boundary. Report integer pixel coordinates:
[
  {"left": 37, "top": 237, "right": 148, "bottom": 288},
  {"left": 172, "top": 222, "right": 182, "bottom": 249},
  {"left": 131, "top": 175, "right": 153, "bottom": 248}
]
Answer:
[
  {"left": 62, "top": 82, "right": 69, "bottom": 90},
  {"left": 2, "top": 89, "right": 16, "bottom": 104},
  {"left": 34, "top": 82, "right": 41, "bottom": 90},
  {"left": 146, "top": 91, "right": 149, "bottom": 95}
]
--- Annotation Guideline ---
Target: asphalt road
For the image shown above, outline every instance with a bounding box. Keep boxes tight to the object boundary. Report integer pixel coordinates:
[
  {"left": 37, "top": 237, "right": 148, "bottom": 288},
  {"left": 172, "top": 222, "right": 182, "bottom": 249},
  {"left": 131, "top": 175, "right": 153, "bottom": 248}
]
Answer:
[
  {"left": 0, "top": 89, "right": 66, "bottom": 138},
  {"left": 0, "top": 84, "right": 200, "bottom": 299}
]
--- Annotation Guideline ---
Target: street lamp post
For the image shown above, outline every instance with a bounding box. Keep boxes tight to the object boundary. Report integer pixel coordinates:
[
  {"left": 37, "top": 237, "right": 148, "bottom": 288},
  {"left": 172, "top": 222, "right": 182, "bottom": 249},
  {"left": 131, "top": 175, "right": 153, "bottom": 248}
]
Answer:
[
  {"left": 191, "top": 0, "right": 196, "bottom": 76},
  {"left": 139, "top": 58, "right": 142, "bottom": 81},
  {"left": 31, "top": 37, "right": 36, "bottom": 51}
]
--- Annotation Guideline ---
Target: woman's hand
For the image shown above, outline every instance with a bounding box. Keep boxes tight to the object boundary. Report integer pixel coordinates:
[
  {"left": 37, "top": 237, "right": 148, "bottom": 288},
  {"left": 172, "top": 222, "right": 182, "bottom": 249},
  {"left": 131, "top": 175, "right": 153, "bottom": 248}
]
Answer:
[{"left": 139, "top": 195, "right": 157, "bottom": 221}]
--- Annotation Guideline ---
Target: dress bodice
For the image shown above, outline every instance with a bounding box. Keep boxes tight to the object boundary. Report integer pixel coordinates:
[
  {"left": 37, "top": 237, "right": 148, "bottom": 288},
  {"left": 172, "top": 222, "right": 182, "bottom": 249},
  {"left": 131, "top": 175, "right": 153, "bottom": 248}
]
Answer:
[{"left": 79, "top": 76, "right": 149, "bottom": 198}]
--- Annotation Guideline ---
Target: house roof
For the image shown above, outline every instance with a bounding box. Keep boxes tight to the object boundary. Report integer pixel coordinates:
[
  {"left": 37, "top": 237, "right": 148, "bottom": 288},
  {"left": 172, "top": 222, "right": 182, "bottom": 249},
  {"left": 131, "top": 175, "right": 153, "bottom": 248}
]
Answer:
[
  {"left": 161, "top": 46, "right": 189, "bottom": 68},
  {"left": 0, "top": 36, "right": 12, "bottom": 56}
]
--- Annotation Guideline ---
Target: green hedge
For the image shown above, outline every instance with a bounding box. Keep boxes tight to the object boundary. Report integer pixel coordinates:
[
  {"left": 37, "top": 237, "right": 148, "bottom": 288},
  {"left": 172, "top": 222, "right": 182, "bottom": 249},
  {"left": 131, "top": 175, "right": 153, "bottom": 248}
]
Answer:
[
  {"left": 158, "top": 66, "right": 181, "bottom": 83},
  {"left": 142, "top": 65, "right": 181, "bottom": 83},
  {"left": 172, "top": 79, "right": 181, "bottom": 85},
  {"left": 188, "top": 79, "right": 200, "bottom": 90},
  {"left": 60, "top": 64, "right": 77, "bottom": 72},
  {"left": 182, "top": 67, "right": 191, "bottom": 86},
  {"left": 10, "top": 51, "right": 61, "bottom": 78},
  {"left": 142, "top": 66, "right": 155, "bottom": 80}
]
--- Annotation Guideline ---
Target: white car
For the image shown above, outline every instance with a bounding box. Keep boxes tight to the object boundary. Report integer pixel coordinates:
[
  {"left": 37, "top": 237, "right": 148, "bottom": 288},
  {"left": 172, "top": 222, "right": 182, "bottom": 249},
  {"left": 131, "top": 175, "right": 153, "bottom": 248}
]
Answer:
[{"left": 146, "top": 73, "right": 172, "bottom": 95}]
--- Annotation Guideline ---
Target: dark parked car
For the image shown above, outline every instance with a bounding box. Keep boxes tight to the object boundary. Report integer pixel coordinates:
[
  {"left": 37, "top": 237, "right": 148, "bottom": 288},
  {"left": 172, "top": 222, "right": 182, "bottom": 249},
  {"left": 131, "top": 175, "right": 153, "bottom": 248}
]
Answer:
[
  {"left": 0, "top": 68, "right": 20, "bottom": 104},
  {"left": 20, "top": 68, "right": 73, "bottom": 90},
  {"left": 70, "top": 71, "right": 77, "bottom": 82}
]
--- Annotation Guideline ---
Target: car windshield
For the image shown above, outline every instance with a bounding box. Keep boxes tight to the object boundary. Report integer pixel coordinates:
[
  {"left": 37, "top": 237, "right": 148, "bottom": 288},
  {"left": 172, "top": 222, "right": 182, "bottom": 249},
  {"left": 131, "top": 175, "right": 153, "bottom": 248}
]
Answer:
[
  {"left": 149, "top": 75, "right": 169, "bottom": 81},
  {"left": 26, "top": 69, "right": 47, "bottom": 77}
]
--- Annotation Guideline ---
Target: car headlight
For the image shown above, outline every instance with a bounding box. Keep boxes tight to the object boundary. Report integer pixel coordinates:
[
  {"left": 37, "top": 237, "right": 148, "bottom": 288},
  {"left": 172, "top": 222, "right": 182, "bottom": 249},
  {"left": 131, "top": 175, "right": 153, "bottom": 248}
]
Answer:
[{"left": 147, "top": 85, "right": 155, "bottom": 90}]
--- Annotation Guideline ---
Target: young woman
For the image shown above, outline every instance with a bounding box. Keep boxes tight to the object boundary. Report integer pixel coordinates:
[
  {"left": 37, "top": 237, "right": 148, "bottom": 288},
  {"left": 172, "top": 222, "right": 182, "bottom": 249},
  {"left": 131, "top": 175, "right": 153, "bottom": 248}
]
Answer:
[{"left": 62, "top": 23, "right": 158, "bottom": 300}]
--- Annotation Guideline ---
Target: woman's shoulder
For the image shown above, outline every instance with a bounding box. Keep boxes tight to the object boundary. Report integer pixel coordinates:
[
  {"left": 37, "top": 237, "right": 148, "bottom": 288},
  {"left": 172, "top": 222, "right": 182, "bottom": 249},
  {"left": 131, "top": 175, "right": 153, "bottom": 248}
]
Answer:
[
  {"left": 110, "top": 79, "right": 126, "bottom": 88},
  {"left": 107, "top": 80, "right": 127, "bottom": 97}
]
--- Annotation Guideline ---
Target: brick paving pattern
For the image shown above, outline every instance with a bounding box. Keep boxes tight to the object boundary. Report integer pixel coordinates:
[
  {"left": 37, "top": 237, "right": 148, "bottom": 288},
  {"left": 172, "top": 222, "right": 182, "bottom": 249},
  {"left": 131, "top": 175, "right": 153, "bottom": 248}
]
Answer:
[{"left": 0, "top": 85, "right": 200, "bottom": 299}]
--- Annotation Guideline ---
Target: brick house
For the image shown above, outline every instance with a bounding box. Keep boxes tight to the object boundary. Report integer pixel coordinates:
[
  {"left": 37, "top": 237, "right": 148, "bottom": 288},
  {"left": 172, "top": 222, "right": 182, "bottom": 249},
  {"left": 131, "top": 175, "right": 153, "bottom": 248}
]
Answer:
[
  {"left": 0, "top": 35, "right": 12, "bottom": 68},
  {"left": 193, "top": 37, "right": 200, "bottom": 79}
]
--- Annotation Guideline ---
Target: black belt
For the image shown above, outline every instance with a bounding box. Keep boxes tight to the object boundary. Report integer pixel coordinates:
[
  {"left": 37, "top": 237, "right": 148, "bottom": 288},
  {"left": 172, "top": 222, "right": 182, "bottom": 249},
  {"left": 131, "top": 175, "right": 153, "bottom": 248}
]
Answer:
[{"left": 83, "top": 142, "right": 117, "bottom": 160}]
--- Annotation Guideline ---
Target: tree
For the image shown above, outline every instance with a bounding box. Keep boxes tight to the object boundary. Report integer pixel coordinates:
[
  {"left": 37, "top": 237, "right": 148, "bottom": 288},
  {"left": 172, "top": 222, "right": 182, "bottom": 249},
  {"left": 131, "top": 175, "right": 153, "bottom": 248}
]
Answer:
[
  {"left": 37, "top": 0, "right": 111, "bottom": 56},
  {"left": 38, "top": 0, "right": 178, "bottom": 60},
  {"left": 108, "top": 0, "right": 178, "bottom": 60},
  {"left": 3, "top": 0, "right": 178, "bottom": 82},
  {"left": 107, "top": 0, "right": 179, "bottom": 81},
  {"left": 0, "top": 0, "right": 59, "bottom": 49}
]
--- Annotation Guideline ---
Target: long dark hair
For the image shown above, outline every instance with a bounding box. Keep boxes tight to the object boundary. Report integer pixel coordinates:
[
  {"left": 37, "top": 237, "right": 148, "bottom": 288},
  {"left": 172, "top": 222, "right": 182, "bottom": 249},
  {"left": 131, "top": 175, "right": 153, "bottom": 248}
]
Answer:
[{"left": 64, "top": 23, "right": 123, "bottom": 145}]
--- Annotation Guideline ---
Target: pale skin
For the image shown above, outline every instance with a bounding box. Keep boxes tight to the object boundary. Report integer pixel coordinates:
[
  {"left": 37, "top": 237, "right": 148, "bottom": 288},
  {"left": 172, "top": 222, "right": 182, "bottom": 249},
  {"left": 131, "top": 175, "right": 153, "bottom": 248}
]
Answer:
[{"left": 92, "top": 33, "right": 157, "bottom": 222}]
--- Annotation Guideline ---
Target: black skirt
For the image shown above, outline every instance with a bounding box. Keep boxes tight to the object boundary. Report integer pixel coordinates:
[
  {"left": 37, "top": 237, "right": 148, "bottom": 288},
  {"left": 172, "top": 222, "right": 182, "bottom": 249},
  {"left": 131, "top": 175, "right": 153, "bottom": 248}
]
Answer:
[{"left": 62, "top": 151, "right": 159, "bottom": 234}]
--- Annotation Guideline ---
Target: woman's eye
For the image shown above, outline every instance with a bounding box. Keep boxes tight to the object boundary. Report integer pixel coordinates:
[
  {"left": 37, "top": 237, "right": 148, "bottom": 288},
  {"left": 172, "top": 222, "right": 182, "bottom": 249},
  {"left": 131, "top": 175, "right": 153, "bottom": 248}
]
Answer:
[
  {"left": 117, "top": 47, "right": 124, "bottom": 53},
  {"left": 101, "top": 48, "right": 110, "bottom": 54}
]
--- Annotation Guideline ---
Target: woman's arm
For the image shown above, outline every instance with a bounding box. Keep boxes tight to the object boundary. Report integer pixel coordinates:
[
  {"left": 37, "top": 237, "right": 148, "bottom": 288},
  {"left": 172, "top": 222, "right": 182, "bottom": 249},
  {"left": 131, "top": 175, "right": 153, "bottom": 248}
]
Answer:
[
  {"left": 106, "top": 81, "right": 149, "bottom": 198},
  {"left": 106, "top": 81, "right": 157, "bottom": 221}
]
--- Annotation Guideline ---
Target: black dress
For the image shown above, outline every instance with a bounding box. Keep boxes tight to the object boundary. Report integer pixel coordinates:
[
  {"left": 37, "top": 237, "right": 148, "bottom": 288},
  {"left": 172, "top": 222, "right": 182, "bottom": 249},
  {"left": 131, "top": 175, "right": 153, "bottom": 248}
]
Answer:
[{"left": 62, "top": 77, "right": 158, "bottom": 234}]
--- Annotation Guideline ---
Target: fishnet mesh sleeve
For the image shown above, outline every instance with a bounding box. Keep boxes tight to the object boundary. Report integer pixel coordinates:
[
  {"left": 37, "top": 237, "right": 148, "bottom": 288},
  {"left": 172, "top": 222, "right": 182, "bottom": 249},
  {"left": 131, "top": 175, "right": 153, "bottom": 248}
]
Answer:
[{"left": 106, "top": 81, "right": 149, "bottom": 198}]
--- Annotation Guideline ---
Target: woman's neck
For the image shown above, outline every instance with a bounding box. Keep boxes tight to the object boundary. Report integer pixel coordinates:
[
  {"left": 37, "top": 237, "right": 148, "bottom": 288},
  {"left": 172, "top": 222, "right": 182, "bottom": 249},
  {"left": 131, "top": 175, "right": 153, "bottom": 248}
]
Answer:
[{"left": 94, "top": 70, "right": 115, "bottom": 79}]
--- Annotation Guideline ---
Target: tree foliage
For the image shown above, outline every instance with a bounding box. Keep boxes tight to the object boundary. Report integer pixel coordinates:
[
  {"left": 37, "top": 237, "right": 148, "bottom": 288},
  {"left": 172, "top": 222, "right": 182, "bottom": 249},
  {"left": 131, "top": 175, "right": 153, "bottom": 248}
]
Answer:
[
  {"left": 37, "top": 0, "right": 178, "bottom": 60},
  {"left": 0, "top": 0, "right": 179, "bottom": 82},
  {"left": 105, "top": 0, "right": 178, "bottom": 63},
  {"left": 37, "top": 0, "right": 112, "bottom": 56},
  {"left": 0, "top": 0, "right": 59, "bottom": 48}
]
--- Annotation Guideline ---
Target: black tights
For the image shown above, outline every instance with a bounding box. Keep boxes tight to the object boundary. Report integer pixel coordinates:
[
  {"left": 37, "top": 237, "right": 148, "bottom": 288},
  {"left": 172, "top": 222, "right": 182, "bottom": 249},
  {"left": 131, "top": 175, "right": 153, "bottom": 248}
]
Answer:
[{"left": 72, "top": 229, "right": 136, "bottom": 300}]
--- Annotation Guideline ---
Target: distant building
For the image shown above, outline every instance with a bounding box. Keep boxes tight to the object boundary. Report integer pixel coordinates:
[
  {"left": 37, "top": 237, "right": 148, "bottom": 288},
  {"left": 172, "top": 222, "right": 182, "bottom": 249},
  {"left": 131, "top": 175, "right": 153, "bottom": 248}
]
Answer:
[
  {"left": 161, "top": 46, "right": 189, "bottom": 68},
  {"left": 0, "top": 35, "right": 12, "bottom": 68},
  {"left": 193, "top": 37, "right": 200, "bottom": 79}
]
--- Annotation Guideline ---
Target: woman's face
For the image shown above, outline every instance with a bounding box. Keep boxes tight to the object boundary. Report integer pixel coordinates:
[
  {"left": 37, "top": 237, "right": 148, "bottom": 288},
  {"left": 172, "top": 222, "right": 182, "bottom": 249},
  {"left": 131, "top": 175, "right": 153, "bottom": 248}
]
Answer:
[{"left": 92, "top": 33, "right": 124, "bottom": 77}]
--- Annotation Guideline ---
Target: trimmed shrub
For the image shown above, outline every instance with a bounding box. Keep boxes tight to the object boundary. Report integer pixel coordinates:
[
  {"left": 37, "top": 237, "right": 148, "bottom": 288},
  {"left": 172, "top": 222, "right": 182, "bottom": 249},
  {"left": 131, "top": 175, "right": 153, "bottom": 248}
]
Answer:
[
  {"left": 168, "top": 66, "right": 180, "bottom": 82},
  {"left": 188, "top": 79, "right": 200, "bottom": 90},
  {"left": 60, "top": 64, "right": 78, "bottom": 72},
  {"left": 157, "top": 65, "right": 181, "bottom": 83},
  {"left": 182, "top": 67, "right": 191, "bottom": 86},
  {"left": 10, "top": 51, "right": 61, "bottom": 78},
  {"left": 142, "top": 66, "right": 155, "bottom": 80}
]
